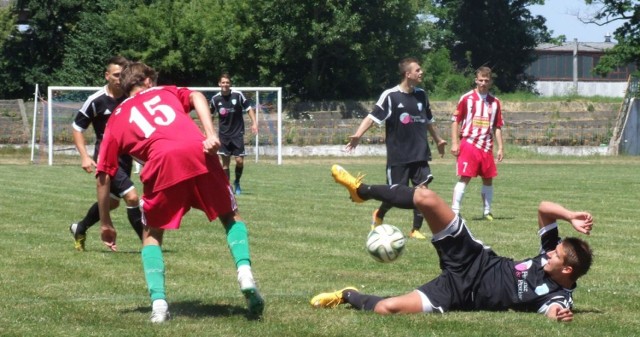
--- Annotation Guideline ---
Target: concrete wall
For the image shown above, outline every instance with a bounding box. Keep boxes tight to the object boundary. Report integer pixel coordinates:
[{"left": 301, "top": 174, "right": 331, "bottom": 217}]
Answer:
[
  {"left": 620, "top": 99, "right": 640, "bottom": 155},
  {"left": 535, "top": 81, "right": 627, "bottom": 98}
]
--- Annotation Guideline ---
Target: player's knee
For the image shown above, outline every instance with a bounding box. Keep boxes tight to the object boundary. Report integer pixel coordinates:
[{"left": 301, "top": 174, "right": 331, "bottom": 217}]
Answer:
[
  {"left": 413, "top": 188, "right": 438, "bottom": 209},
  {"left": 122, "top": 191, "right": 139, "bottom": 206}
]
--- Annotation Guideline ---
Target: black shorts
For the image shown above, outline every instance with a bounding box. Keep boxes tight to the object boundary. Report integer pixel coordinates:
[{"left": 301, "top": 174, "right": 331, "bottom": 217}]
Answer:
[
  {"left": 417, "top": 217, "right": 496, "bottom": 312},
  {"left": 106, "top": 155, "right": 135, "bottom": 199},
  {"left": 387, "top": 161, "right": 432, "bottom": 187},
  {"left": 218, "top": 136, "right": 246, "bottom": 157}
]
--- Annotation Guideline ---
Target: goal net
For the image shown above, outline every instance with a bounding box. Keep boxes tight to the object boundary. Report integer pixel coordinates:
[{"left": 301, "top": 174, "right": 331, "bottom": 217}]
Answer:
[{"left": 35, "top": 86, "right": 283, "bottom": 165}]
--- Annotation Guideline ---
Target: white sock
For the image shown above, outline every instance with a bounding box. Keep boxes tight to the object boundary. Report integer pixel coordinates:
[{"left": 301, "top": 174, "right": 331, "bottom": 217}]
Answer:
[
  {"left": 152, "top": 299, "right": 168, "bottom": 311},
  {"left": 481, "top": 185, "right": 493, "bottom": 215},
  {"left": 237, "top": 265, "right": 255, "bottom": 290},
  {"left": 452, "top": 182, "right": 467, "bottom": 215}
]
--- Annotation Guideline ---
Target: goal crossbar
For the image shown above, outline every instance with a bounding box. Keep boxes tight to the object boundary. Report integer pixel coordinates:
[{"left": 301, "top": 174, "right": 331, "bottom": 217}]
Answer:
[{"left": 43, "top": 86, "right": 283, "bottom": 166}]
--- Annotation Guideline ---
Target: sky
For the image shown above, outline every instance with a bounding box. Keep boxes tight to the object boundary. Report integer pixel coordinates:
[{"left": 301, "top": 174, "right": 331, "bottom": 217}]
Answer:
[{"left": 529, "top": 0, "right": 623, "bottom": 43}]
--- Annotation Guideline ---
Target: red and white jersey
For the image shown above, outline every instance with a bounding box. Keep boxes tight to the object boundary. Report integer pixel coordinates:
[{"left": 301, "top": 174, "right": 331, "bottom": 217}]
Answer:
[
  {"left": 97, "top": 86, "right": 209, "bottom": 193},
  {"left": 453, "top": 89, "right": 504, "bottom": 152}
]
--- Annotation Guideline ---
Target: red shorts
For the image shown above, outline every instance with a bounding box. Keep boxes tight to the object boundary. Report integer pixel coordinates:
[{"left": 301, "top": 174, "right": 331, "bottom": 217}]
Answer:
[
  {"left": 140, "top": 169, "right": 237, "bottom": 230},
  {"left": 456, "top": 141, "right": 497, "bottom": 179}
]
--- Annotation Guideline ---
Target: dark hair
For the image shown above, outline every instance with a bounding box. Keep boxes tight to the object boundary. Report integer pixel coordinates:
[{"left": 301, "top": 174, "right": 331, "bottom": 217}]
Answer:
[
  {"left": 106, "top": 56, "right": 129, "bottom": 69},
  {"left": 120, "top": 62, "right": 158, "bottom": 94},
  {"left": 398, "top": 57, "right": 419, "bottom": 77},
  {"left": 562, "top": 237, "right": 593, "bottom": 282},
  {"left": 219, "top": 72, "right": 231, "bottom": 82}
]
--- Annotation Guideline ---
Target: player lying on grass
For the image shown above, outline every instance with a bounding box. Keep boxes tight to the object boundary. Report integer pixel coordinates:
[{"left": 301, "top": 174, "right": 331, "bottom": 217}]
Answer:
[{"left": 311, "top": 165, "right": 593, "bottom": 322}]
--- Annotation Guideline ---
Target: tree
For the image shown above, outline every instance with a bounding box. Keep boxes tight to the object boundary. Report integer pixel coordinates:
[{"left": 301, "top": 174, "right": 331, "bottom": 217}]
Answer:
[
  {"left": 0, "top": 0, "right": 90, "bottom": 98},
  {"left": 429, "top": 0, "right": 550, "bottom": 92},
  {"left": 241, "top": 0, "right": 428, "bottom": 100},
  {"left": 52, "top": 0, "right": 120, "bottom": 86},
  {"left": 583, "top": 0, "right": 640, "bottom": 76}
]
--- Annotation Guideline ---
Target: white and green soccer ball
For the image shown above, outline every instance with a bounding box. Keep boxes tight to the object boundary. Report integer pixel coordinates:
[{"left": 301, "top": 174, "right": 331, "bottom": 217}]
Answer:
[{"left": 366, "top": 224, "right": 406, "bottom": 263}]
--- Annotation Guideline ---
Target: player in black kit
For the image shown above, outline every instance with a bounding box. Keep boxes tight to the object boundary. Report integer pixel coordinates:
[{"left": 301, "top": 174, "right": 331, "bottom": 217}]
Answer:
[
  {"left": 312, "top": 165, "right": 593, "bottom": 323},
  {"left": 344, "top": 57, "right": 447, "bottom": 239},
  {"left": 69, "top": 56, "right": 143, "bottom": 251},
  {"left": 210, "top": 73, "right": 257, "bottom": 195}
]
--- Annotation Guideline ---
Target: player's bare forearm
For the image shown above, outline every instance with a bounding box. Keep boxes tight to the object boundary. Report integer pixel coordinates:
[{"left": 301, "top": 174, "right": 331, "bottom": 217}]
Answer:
[
  {"left": 72, "top": 130, "right": 95, "bottom": 172},
  {"left": 96, "top": 172, "right": 117, "bottom": 251},
  {"left": 450, "top": 120, "right": 460, "bottom": 156},
  {"left": 427, "top": 124, "right": 447, "bottom": 157},
  {"left": 248, "top": 108, "right": 258, "bottom": 134},
  {"left": 346, "top": 116, "right": 374, "bottom": 152},
  {"left": 538, "top": 201, "right": 593, "bottom": 235},
  {"left": 191, "top": 92, "right": 217, "bottom": 137},
  {"left": 494, "top": 128, "right": 504, "bottom": 161}
]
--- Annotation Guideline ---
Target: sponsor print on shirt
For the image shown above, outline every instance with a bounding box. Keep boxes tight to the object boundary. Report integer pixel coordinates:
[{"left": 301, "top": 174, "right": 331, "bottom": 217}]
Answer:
[{"left": 399, "top": 112, "right": 426, "bottom": 124}]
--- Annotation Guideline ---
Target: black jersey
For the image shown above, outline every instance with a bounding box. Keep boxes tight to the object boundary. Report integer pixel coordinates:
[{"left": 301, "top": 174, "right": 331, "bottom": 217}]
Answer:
[
  {"left": 210, "top": 90, "right": 252, "bottom": 139},
  {"left": 71, "top": 86, "right": 131, "bottom": 172},
  {"left": 421, "top": 221, "right": 574, "bottom": 314},
  {"left": 369, "top": 86, "right": 435, "bottom": 166},
  {"left": 72, "top": 85, "right": 125, "bottom": 158}
]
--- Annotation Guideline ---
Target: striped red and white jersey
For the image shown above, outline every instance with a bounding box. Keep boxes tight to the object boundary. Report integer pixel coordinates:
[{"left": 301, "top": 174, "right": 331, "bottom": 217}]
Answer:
[{"left": 453, "top": 89, "right": 504, "bottom": 152}]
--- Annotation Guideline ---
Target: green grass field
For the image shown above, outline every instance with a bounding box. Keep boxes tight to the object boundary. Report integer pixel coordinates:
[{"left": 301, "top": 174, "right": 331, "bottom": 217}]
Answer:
[{"left": 1, "top": 152, "right": 640, "bottom": 336}]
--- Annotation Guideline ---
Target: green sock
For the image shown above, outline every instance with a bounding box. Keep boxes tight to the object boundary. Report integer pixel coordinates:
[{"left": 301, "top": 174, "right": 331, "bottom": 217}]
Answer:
[
  {"left": 141, "top": 245, "right": 166, "bottom": 302},
  {"left": 224, "top": 220, "right": 251, "bottom": 267}
]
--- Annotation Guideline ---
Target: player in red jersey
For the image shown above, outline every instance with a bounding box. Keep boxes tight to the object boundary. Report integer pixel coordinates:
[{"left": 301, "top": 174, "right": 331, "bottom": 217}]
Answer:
[
  {"left": 450, "top": 66, "right": 504, "bottom": 220},
  {"left": 95, "top": 62, "right": 264, "bottom": 323}
]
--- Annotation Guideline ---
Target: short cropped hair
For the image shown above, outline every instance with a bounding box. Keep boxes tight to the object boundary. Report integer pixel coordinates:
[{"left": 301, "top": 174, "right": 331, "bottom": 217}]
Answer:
[
  {"left": 475, "top": 66, "right": 492, "bottom": 79},
  {"left": 120, "top": 62, "right": 158, "bottom": 95},
  {"left": 398, "top": 57, "right": 420, "bottom": 77},
  {"left": 106, "top": 56, "right": 129, "bottom": 70},
  {"left": 219, "top": 72, "right": 231, "bottom": 82},
  {"left": 562, "top": 237, "right": 593, "bottom": 282}
]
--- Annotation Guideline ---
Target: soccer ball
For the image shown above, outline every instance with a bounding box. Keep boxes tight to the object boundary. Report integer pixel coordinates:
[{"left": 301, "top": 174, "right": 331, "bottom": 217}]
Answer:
[{"left": 366, "top": 224, "right": 406, "bottom": 263}]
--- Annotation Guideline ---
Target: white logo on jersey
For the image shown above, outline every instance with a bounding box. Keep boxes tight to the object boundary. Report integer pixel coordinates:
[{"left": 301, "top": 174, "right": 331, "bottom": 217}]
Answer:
[
  {"left": 417, "top": 103, "right": 423, "bottom": 112},
  {"left": 535, "top": 284, "right": 550, "bottom": 295},
  {"left": 105, "top": 109, "right": 112, "bottom": 115},
  {"left": 232, "top": 99, "right": 237, "bottom": 105},
  {"left": 397, "top": 103, "right": 404, "bottom": 108}
]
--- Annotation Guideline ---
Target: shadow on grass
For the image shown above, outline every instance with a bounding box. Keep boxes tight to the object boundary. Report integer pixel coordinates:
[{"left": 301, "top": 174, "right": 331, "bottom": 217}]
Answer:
[{"left": 123, "top": 300, "right": 262, "bottom": 321}]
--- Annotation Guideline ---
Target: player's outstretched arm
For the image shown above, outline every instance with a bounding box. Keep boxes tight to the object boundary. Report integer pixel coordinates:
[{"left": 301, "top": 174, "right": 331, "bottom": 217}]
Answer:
[
  {"left": 345, "top": 116, "right": 374, "bottom": 152},
  {"left": 538, "top": 201, "right": 593, "bottom": 235}
]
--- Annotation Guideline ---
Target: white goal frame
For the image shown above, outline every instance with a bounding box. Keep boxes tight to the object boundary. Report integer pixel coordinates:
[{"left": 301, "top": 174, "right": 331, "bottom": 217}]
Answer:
[{"left": 40, "top": 86, "right": 283, "bottom": 166}]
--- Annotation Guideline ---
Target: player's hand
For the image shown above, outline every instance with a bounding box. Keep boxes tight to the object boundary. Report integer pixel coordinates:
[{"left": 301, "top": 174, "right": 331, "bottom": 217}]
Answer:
[
  {"left": 203, "top": 135, "right": 221, "bottom": 155},
  {"left": 81, "top": 156, "right": 96, "bottom": 173},
  {"left": 554, "top": 307, "right": 574, "bottom": 322},
  {"left": 570, "top": 211, "right": 593, "bottom": 235},
  {"left": 436, "top": 139, "right": 447, "bottom": 158},
  {"left": 100, "top": 223, "right": 118, "bottom": 252},
  {"left": 251, "top": 124, "right": 259, "bottom": 135},
  {"left": 496, "top": 148, "right": 504, "bottom": 162},
  {"left": 344, "top": 135, "right": 360, "bottom": 153},
  {"left": 450, "top": 144, "right": 460, "bottom": 157}
]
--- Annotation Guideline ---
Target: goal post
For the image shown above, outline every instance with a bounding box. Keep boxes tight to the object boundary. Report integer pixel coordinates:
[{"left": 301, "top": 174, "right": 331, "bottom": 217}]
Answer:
[
  {"left": 40, "top": 86, "right": 283, "bottom": 166},
  {"left": 190, "top": 87, "right": 283, "bottom": 165}
]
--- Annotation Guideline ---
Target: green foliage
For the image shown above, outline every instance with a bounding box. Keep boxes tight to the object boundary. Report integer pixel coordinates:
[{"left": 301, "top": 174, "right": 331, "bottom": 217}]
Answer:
[
  {"left": 586, "top": 1, "right": 640, "bottom": 75},
  {"left": 1, "top": 157, "right": 640, "bottom": 336},
  {"left": 429, "top": 0, "right": 550, "bottom": 93},
  {"left": 243, "top": 0, "right": 428, "bottom": 100},
  {"left": 423, "top": 47, "right": 474, "bottom": 98}
]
